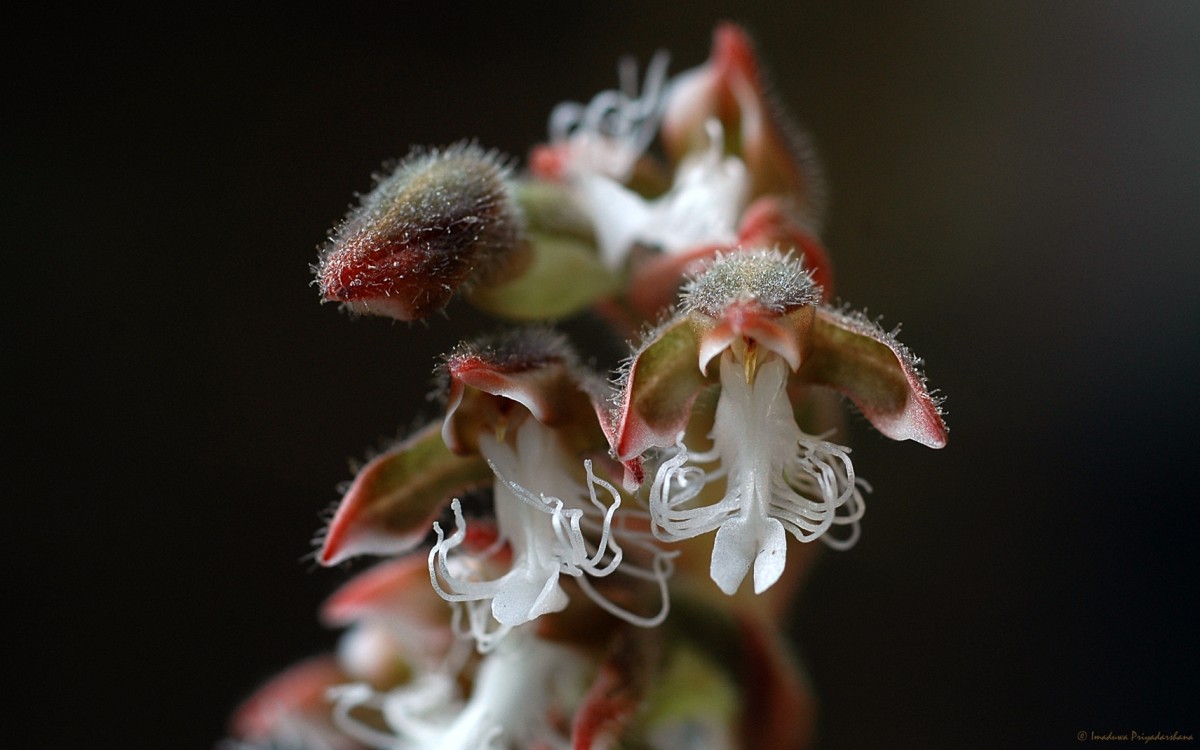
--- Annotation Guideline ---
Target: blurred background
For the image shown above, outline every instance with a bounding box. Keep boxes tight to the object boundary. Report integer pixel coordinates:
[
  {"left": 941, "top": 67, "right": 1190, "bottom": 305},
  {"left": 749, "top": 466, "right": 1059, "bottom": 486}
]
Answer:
[{"left": 10, "top": 2, "right": 1198, "bottom": 747}]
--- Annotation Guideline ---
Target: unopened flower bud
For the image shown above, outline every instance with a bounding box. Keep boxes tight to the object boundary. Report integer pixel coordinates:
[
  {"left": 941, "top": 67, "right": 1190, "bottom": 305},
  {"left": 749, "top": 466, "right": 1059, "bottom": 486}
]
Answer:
[
  {"left": 662, "top": 24, "right": 825, "bottom": 220},
  {"left": 316, "top": 142, "right": 524, "bottom": 321}
]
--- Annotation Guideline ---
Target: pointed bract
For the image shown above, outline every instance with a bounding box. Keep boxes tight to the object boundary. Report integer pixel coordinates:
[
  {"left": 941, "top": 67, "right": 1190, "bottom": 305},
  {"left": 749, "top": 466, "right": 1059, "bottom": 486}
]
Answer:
[
  {"left": 231, "top": 23, "right": 951, "bottom": 750},
  {"left": 318, "top": 422, "right": 493, "bottom": 567},
  {"left": 322, "top": 555, "right": 456, "bottom": 639}
]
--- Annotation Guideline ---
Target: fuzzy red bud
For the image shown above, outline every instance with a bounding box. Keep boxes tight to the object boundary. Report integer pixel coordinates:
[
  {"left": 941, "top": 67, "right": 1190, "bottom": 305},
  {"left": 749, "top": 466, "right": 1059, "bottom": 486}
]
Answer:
[{"left": 316, "top": 142, "right": 523, "bottom": 321}]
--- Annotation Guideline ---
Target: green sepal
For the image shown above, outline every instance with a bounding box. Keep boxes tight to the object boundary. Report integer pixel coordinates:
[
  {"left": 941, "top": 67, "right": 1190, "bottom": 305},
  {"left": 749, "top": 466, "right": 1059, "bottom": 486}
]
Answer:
[
  {"left": 468, "top": 181, "right": 618, "bottom": 320},
  {"left": 612, "top": 314, "right": 712, "bottom": 462},
  {"left": 798, "top": 307, "right": 948, "bottom": 448}
]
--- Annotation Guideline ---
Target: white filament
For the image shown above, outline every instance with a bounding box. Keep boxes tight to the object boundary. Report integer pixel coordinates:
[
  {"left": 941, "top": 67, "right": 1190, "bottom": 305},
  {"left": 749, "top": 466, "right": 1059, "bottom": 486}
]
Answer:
[
  {"left": 548, "top": 51, "right": 748, "bottom": 270},
  {"left": 428, "top": 420, "right": 673, "bottom": 651},
  {"left": 549, "top": 51, "right": 671, "bottom": 182}
]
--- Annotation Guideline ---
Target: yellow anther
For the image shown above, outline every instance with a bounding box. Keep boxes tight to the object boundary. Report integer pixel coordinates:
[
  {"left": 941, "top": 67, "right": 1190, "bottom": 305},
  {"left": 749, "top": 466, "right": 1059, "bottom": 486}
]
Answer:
[{"left": 743, "top": 340, "right": 759, "bottom": 384}]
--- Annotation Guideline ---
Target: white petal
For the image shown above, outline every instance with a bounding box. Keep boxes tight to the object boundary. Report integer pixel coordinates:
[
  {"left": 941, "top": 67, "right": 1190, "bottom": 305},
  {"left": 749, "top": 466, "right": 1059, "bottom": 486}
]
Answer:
[
  {"left": 640, "top": 122, "right": 746, "bottom": 253},
  {"left": 574, "top": 172, "right": 652, "bottom": 268},
  {"left": 752, "top": 517, "right": 787, "bottom": 594},
  {"left": 490, "top": 566, "right": 568, "bottom": 626},
  {"left": 710, "top": 515, "right": 755, "bottom": 595}
]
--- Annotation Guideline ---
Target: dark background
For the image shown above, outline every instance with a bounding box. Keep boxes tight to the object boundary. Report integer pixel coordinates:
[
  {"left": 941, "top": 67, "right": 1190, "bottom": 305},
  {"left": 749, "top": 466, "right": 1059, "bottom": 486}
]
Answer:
[{"left": 10, "top": 2, "right": 1199, "bottom": 748}]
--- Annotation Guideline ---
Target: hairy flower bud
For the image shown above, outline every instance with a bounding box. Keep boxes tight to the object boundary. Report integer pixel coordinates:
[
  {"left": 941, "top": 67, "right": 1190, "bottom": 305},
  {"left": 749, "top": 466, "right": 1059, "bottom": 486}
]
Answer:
[
  {"left": 662, "top": 24, "right": 825, "bottom": 220},
  {"left": 316, "top": 142, "right": 524, "bottom": 321}
]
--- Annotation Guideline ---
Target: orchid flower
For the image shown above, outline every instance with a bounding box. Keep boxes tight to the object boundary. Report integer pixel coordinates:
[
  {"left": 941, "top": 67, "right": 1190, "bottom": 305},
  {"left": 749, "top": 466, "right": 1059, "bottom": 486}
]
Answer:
[
  {"left": 225, "top": 555, "right": 474, "bottom": 750},
  {"left": 541, "top": 26, "right": 833, "bottom": 335},
  {"left": 430, "top": 329, "right": 674, "bottom": 650},
  {"left": 328, "top": 626, "right": 588, "bottom": 750},
  {"left": 612, "top": 250, "right": 946, "bottom": 595},
  {"left": 315, "top": 328, "right": 672, "bottom": 652},
  {"left": 542, "top": 59, "right": 749, "bottom": 271}
]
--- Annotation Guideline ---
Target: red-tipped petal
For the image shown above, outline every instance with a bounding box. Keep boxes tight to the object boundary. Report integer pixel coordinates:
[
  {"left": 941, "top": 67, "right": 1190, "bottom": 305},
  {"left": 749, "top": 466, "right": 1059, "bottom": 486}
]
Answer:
[
  {"left": 319, "top": 421, "right": 492, "bottom": 566},
  {"left": 321, "top": 555, "right": 454, "bottom": 629},
  {"left": 440, "top": 328, "right": 608, "bottom": 456},
  {"left": 801, "top": 307, "right": 948, "bottom": 448},
  {"left": 447, "top": 357, "right": 576, "bottom": 427},
  {"left": 696, "top": 300, "right": 813, "bottom": 375},
  {"left": 612, "top": 315, "right": 710, "bottom": 464}
]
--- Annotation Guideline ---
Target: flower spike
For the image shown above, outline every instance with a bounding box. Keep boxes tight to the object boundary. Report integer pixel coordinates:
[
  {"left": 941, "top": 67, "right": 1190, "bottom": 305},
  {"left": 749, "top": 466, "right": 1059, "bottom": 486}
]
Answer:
[{"left": 228, "top": 23, "right": 949, "bottom": 750}]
